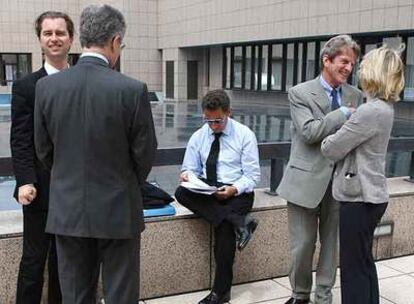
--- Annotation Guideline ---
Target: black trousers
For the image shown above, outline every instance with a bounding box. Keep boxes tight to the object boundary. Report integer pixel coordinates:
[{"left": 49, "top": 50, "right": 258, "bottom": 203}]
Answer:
[
  {"left": 55, "top": 234, "right": 140, "bottom": 304},
  {"left": 175, "top": 186, "right": 254, "bottom": 294},
  {"left": 16, "top": 209, "right": 61, "bottom": 304},
  {"left": 340, "top": 201, "right": 388, "bottom": 304}
]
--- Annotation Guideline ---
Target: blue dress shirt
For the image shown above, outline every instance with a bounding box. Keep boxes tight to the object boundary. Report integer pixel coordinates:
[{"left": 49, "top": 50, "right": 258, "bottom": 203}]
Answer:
[
  {"left": 182, "top": 117, "right": 261, "bottom": 195},
  {"left": 319, "top": 75, "right": 352, "bottom": 118}
]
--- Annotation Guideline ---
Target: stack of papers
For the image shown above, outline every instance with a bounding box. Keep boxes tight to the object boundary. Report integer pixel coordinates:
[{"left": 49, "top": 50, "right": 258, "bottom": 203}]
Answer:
[{"left": 180, "top": 171, "right": 218, "bottom": 195}]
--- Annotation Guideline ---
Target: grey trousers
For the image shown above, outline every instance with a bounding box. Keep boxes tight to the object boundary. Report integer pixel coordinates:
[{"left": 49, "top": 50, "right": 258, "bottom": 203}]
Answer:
[
  {"left": 56, "top": 235, "right": 140, "bottom": 304},
  {"left": 287, "top": 193, "right": 339, "bottom": 304}
]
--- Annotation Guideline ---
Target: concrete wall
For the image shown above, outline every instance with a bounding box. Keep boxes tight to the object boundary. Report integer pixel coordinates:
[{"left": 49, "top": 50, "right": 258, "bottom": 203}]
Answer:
[
  {"left": 158, "top": 0, "right": 414, "bottom": 49},
  {"left": 0, "top": 0, "right": 162, "bottom": 92}
]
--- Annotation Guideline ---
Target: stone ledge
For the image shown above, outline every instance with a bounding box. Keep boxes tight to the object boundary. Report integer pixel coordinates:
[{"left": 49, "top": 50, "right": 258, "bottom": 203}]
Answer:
[{"left": 1, "top": 177, "right": 414, "bottom": 302}]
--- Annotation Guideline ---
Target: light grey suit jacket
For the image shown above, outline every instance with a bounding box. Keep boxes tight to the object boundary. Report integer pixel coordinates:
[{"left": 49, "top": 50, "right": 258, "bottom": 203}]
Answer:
[
  {"left": 277, "top": 77, "right": 363, "bottom": 208},
  {"left": 34, "top": 56, "right": 157, "bottom": 239},
  {"left": 321, "top": 98, "right": 393, "bottom": 204}
]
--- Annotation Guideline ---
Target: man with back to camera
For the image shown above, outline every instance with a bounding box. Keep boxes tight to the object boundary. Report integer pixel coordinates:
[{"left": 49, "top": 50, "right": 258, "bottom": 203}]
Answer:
[
  {"left": 277, "top": 35, "right": 363, "bottom": 304},
  {"left": 10, "top": 11, "right": 74, "bottom": 304},
  {"left": 175, "top": 89, "right": 260, "bottom": 304},
  {"left": 34, "top": 4, "right": 157, "bottom": 303}
]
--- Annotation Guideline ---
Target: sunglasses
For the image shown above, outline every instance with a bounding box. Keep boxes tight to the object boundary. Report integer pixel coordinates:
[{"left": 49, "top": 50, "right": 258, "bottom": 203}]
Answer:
[{"left": 203, "top": 117, "right": 226, "bottom": 125}]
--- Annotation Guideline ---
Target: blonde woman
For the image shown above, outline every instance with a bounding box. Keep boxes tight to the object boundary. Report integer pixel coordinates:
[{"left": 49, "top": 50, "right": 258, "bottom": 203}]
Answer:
[{"left": 321, "top": 45, "right": 405, "bottom": 304}]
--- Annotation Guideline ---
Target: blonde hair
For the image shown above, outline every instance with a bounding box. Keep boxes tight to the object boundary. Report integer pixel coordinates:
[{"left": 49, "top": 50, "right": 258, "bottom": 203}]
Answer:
[{"left": 358, "top": 45, "right": 405, "bottom": 103}]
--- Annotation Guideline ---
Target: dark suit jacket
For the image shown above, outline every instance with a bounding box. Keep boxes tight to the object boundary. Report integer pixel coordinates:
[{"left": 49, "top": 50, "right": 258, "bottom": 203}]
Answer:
[
  {"left": 10, "top": 67, "right": 50, "bottom": 211},
  {"left": 34, "top": 56, "right": 157, "bottom": 239}
]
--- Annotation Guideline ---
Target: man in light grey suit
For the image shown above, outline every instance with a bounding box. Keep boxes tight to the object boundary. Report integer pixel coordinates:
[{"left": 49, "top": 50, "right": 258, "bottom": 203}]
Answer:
[
  {"left": 34, "top": 4, "right": 157, "bottom": 304},
  {"left": 277, "top": 35, "right": 363, "bottom": 304}
]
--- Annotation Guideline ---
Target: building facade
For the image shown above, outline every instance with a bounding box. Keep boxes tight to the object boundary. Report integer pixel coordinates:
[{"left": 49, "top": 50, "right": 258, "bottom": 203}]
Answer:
[{"left": 0, "top": 0, "right": 413, "bottom": 102}]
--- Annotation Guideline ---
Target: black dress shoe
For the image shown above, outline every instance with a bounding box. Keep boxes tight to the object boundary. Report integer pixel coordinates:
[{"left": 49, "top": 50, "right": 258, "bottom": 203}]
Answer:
[
  {"left": 198, "top": 291, "right": 231, "bottom": 304},
  {"left": 284, "top": 297, "right": 310, "bottom": 304},
  {"left": 237, "top": 218, "right": 258, "bottom": 250}
]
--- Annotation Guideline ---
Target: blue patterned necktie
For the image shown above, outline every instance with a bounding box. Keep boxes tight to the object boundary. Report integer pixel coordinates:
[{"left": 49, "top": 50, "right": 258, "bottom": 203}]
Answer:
[{"left": 331, "top": 88, "right": 340, "bottom": 110}]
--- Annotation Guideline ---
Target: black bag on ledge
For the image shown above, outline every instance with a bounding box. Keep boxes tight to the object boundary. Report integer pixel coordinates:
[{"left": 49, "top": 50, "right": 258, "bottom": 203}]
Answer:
[{"left": 142, "top": 181, "right": 174, "bottom": 209}]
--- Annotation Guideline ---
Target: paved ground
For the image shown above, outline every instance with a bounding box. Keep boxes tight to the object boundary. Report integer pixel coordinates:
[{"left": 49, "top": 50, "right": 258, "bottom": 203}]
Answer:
[{"left": 141, "top": 254, "right": 414, "bottom": 304}]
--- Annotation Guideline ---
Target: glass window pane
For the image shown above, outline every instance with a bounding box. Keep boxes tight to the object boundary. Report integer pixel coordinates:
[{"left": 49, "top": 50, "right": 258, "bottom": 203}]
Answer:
[
  {"left": 245, "top": 46, "right": 252, "bottom": 90},
  {"left": 17, "top": 54, "right": 31, "bottom": 78},
  {"left": 297, "top": 43, "right": 303, "bottom": 84},
  {"left": 2, "top": 54, "right": 17, "bottom": 64},
  {"left": 233, "top": 46, "right": 242, "bottom": 88},
  {"left": 271, "top": 44, "right": 282, "bottom": 90},
  {"left": 286, "top": 43, "right": 294, "bottom": 90},
  {"left": 383, "top": 37, "right": 402, "bottom": 49},
  {"left": 261, "top": 45, "right": 268, "bottom": 91},
  {"left": 253, "top": 46, "right": 259, "bottom": 90},
  {"left": 224, "top": 47, "right": 231, "bottom": 89},
  {"left": 306, "top": 42, "right": 316, "bottom": 80},
  {"left": 404, "top": 37, "right": 414, "bottom": 102}
]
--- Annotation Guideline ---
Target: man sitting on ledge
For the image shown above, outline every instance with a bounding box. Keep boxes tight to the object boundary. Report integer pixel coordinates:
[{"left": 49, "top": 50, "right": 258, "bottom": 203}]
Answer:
[{"left": 175, "top": 89, "right": 260, "bottom": 304}]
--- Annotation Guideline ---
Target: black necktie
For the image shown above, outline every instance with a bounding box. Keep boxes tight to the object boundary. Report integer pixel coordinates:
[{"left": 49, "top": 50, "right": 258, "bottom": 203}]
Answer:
[
  {"left": 331, "top": 88, "right": 340, "bottom": 110},
  {"left": 206, "top": 132, "right": 222, "bottom": 185}
]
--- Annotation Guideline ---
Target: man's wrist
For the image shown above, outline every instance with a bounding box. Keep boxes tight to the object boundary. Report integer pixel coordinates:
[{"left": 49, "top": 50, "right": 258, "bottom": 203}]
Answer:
[{"left": 339, "top": 106, "right": 352, "bottom": 118}]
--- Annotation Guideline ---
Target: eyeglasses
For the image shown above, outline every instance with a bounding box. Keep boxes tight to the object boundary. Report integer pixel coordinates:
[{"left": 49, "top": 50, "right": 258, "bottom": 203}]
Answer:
[
  {"left": 203, "top": 117, "right": 226, "bottom": 125},
  {"left": 120, "top": 42, "right": 126, "bottom": 50}
]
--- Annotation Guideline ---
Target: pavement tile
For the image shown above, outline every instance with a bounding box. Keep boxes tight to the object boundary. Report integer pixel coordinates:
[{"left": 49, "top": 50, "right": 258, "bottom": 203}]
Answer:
[
  {"left": 144, "top": 290, "right": 210, "bottom": 304},
  {"left": 230, "top": 280, "right": 291, "bottom": 304},
  {"left": 377, "top": 255, "right": 414, "bottom": 274},
  {"left": 376, "top": 263, "right": 404, "bottom": 279},
  {"left": 273, "top": 270, "right": 342, "bottom": 291},
  {"left": 379, "top": 275, "right": 414, "bottom": 304},
  {"left": 252, "top": 297, "right": 290, "bottom": 303}
]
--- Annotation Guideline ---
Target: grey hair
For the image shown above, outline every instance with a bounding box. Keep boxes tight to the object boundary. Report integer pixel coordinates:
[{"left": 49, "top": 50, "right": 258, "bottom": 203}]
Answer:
[
  {"left": 79, "top": 4, "right": 126, "bottom": 48},
  {"left": 320, "top": 34, "right": 361, "bottom": 70}
]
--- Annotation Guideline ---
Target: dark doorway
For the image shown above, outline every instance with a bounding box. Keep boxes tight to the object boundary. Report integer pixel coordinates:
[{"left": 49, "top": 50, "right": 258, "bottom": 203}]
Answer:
[
  {"left": 187, "top": 61, "right": 198, "bottom": 100},
  {"left": 166, "top": 61, "right": 174, "bottom": 99}
]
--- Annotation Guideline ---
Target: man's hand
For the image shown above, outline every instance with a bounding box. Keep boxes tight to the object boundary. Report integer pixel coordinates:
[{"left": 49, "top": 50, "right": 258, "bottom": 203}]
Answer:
[
  {"left": 348, "top": 106, "right": 356, "bottom": 114},
  {"left": 214, "top": 185, "right": 238, "bottom": 201},
  {"left": 179, "top": 171, "right": 189, "bottom": 182},
  {"left": 18, "top": 184, "right": 37, "bottom": 205}
]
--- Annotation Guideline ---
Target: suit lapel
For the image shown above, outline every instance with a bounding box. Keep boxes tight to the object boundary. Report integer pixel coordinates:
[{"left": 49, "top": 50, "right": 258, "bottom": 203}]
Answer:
[
  {"left": 309, "top": 77, "right": 331, "bottom": 114},
  {"left": 34, "top": 67, "right": 48, "bottom": 81}
]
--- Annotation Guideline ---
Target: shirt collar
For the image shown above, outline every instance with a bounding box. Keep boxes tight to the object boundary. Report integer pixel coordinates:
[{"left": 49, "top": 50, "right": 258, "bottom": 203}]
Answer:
[
  {"left": 44, "top": 61, "right": 68, "bottom": 75},
  {"left": 81, "top": 52, "right": 109, "bottom": 64},
  {"left": 319, "top": 75, "right": 342, "bottom": 96}
]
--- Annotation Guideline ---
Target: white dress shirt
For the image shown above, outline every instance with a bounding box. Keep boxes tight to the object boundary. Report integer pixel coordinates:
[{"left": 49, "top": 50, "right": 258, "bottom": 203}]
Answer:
[{"left": 182, "top": 117, "right": 261, "bottom": 195}]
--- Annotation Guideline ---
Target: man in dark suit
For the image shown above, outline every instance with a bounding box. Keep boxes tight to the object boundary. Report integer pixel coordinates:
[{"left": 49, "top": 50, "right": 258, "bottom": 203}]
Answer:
[
  {"left": 10, "top": 11, "right": 74, "bottom": 304},
  {"left": 34, "top": 4, "right": 157, "bottom": 304}
]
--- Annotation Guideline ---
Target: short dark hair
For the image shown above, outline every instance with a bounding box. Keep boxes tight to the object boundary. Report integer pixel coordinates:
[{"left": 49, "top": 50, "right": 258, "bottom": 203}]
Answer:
[
  {"left": 201, "top": 89, "right": 230, "bottom": 112},
  {"left": 35, "top": 11, "right": 74, "bottom": 39}
]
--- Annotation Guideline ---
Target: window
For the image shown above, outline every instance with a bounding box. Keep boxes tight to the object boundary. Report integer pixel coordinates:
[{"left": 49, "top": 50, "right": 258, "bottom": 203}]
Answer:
[
  {"left": 405, "top": 37, "right": 414, "bottom": 102},
  {"left": 296, "top": 43, "right": 303, "bottom": 84},
  {"left": 0, "top": 53, "right": 31, "bottom": 86},
  {"left": 245, "top": 46, "right": 252, "bottom": 90},
  {"left": 225, "top": 47, "right": 231, "bottom": 89},
  {"left": 286, "top": 43, "right": 295, "bottom": 90},
  {"left": 261, "top": 45, "right": 269, "bottom": 91},
  {"left": 271, "top": 44, "right": 283, "bottom": 90},
  {"left": 306, "top": 42, "right": 316, "bottom": 81},
  {"left": 221, "top": 33, "right": 414, "bottom": 95},
  {"left": 233, "top": 46, "right": 242, "bottom": 89}
]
